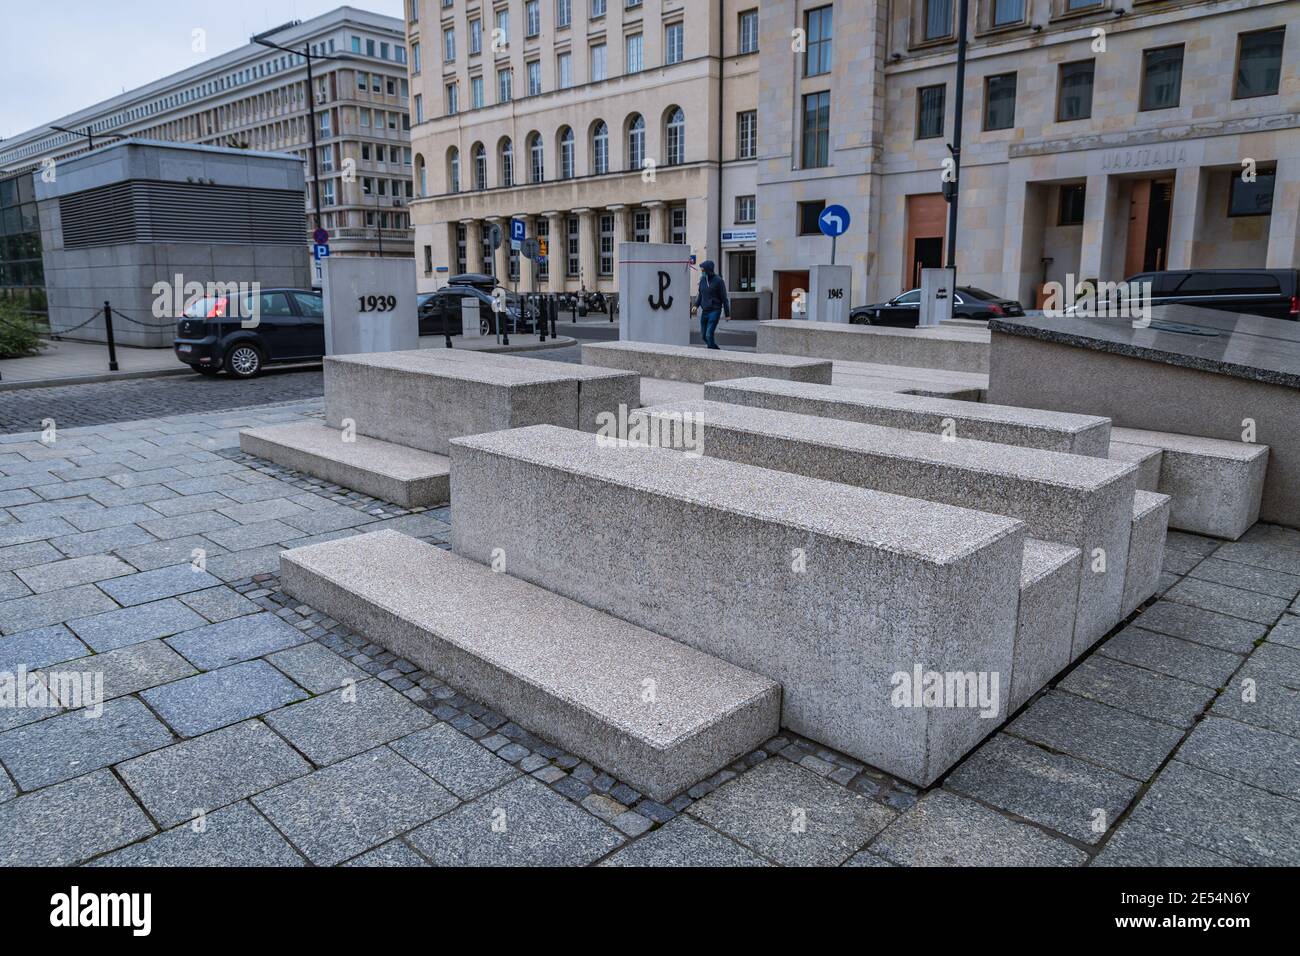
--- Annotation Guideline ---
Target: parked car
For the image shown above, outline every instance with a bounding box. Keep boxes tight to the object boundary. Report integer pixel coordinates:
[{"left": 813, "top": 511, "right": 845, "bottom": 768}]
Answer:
[
  {"left": 173, "top": 288, "right": 324, "bottom": 377},
  {"left": 850, "top": 287, "right": 1024, "bottom": 326},
  {"left": 1121, "top": 269, "right": 1299, "bottom": 321},
  {"left": 421, "top": 274, "right": 538, "bottom": 336}
]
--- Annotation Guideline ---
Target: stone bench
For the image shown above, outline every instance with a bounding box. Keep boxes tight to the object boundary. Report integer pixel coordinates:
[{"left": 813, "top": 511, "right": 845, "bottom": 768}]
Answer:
[
  {"left": 449, "top": 424, "right": 1025, "bottom": 787},
  {"left": 1108, "top": 441, "right": 1162, "bottom": 492},
  {"left": 1110, "top": 426, "right": 1269, "bottom": 540},
  {"left": 634, "top": 399, "right": 1137, "bottom": 653},
  {"left": 240, "top": 422, "right": 449, "bottom": 508},
  {"left": 582, "top": 340, "right": 833, "bottom": 385},
  {"left": 1122, "top": 490, "right": 1172, "bottom": 622},
  {"left": 832, "top": 359, "right": 989, "bottom": 401},
  {"left": 703, "top": 378, "right": 1110, "bottom": 456},
  {"left": 280, "top": 530, "right": 779, "bottom": 801},
  {"left": 1015, "top": 541, "right": 1082, "bottom": 713},
  {"left": 758, "top": 320, "right": 990, "bottom": 374}
]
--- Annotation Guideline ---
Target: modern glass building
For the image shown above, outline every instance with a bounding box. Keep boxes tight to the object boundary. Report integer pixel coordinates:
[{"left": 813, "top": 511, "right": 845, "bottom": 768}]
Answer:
[{"left": 0, "top": 171, "right": 45, "bottom": 319}]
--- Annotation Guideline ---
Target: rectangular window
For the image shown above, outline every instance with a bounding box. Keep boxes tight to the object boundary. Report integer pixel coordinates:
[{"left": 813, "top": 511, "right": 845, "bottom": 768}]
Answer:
[
  {"left": 446, "top": 84, "right": 458, "bottom": 115},
  {"left": 592, "top": 0, "right": 607, "bottom": 17},
  {"left": 804, "top": 6, "right": 833, "bottom": 77},
  {"left": 626, "top": 34, "right": 643, "bottom": 73},
  {"left": 471, "top": 76, "right": 484, "bottom": 109},
  {"left": 412, "top": 42, "right": 422, "bottom": 73},
  {"left": 558, "top": 52, "right": 573, "bottom": 88},
  {"left": 443, "top": 29, "right": 455, "bottom": 62},
  {"left": 737, "top": 110, "right": 757, "bottom": 160},
  {"left": 1235, "top": 28, "right": 1285, "bottom": 99},
  {"left": 496, "top": 10, "right": 510, "bottom": 44},
  {"left": 357, "top": 71, "right": 368, "bottom": 91},
  {"left": 1057, "top": 184, "right": 1086, "bottom": 226},
  {"left": 591, "top": 43, "right": 608, "bottom": 81},
  {"left": 1140, "top": 45, "right": 1184, "bottom": 111},
  {"left": 801, "top": 91, "right": 830, "bottom": 168},
  {"left": 457, "top": 224, "right": 468, "bottom": 275},
  {"left": 424, "top": 245, "right": 433, "bottom": 275},
  {"left": 670, "top": 206, "right": 687, "bottom": 245},
  {"left": 527, "top": 0, "right": 541, "bottom": 38},
  {"left": 567, "top": 216, "right": 581, "bottom": 277},
  {"left": 498, "top": 69, "right": 513, "bottom": 103},
  {"left": 1229, "top": 168, "right": 1276, "bottom": 216},
  {"left": 917, "top": 84, "right": 946, "bottom": 138},
  {"left": 1056, "top": 60, "right": 1094, "bottom": 121},
  {"left": 798, "top": 200, "right": 826, "bottom": 236},
  {"left": 992, "top": 0, "right": 1024, "bottom": 27},
  {"left": 470, "top": 19, "right": 482, "bottom": 54},
  {"left": 352, "top": 35, "right": 361, "bottom": 53},
  {"left": 736, "top": 251, "right": 756, "bottom": 292},
  {"left": 528, "top": 61, "right": 542, "bottom": 96},
  {"left": 558, "top": 0, "right": 572, "bottom": 29},
  {"left": 983, "top": 72, "right": 1016, "bottom": 130},
  {"left": 1064, "top": 0, "right": 1102, "bottom": 10},
  {"left": 633, "top": 210, "right": 651, "bottom": 243},
  {"left": 599, "top": 214, "right": 615, "bottom": 276},
  {"left": 924, "top": 0, "right": 953, "bottom": 41},
  {"left": 735, "top": 195, "right": 756, "bottom": 223},
  {"left": 739, "top": 9, "right": 759, "bottom": 54},
  {"left": 665, "top": 23, "right": 684, "bottom": 64},
  {"left": 414, "top": 94, "right": 424, "bottom": 123}
]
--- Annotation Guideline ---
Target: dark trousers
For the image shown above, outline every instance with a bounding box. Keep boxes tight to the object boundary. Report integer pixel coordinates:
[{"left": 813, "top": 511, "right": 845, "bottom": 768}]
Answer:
[{"left": 700, "top": 309, "right": 723, "bottom": 349}]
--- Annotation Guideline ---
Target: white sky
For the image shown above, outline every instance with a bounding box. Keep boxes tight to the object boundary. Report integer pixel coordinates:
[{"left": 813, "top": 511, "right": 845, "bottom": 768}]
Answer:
[{"left": 0, "top": 0, "right": 403, "bottom": 139}]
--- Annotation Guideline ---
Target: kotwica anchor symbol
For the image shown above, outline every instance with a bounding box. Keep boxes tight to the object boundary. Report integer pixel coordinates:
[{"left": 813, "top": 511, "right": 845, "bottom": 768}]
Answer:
[{"left": 648, "top": 271, "right": 674, "bottom": 311}]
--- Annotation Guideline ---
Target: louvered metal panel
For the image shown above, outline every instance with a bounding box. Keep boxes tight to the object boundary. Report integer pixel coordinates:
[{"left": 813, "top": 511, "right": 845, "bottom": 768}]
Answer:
[{"left": 59, "top": 180, "right": 305, "bottom": 249}]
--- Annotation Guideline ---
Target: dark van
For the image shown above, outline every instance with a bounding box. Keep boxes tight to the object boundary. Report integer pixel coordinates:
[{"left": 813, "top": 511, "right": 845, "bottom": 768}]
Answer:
[{"left": 1126, "top": 269, "right": 1299, "bottom": 321}]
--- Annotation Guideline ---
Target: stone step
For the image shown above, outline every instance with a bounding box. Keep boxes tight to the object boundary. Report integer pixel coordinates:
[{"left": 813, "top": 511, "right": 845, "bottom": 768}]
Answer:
[
  {"left": 1110, "top": 426, "right": 1269, "bottom": 540},
  {"left": 832, "top": 359, "right": 990, "bottom": 401},
  {"left": 1014, "top": 540, "right": 1082, "bottom": 713},
  {"left": 634, "top": 399, "right": 1136, "bottom": 652},
  {"left": 1108, "top": 441, "right": 1163, "bottom": 492},
  {"left": 704, "top": 377, "right": 1109, "bottom": 456},
  {"left": 758, "top": 319, "right": 990, "bottom": 373},
  {"left": 1122, "top": 490, "right": 1172, "bottom": 622},
  {"left": 240, "top": 421, "right": 449, "bottom": 508},
  {"left": 449, "top": 424, "right": 1026, "bottom": 787},
  {"left": 582, "top": 340, "right": 833, "bottom": 385},
  {"left": 279, "top": 529, "right": 780, "bottom": 802}
]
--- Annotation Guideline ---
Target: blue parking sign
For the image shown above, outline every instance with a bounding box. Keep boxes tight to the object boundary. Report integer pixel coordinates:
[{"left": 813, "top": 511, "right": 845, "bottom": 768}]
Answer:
[
  {"left": 313, "top": 243, "right": 330, "bottom": 260},
  {"left": 510, "top": 219, "right": 526, "bottom": 243}
]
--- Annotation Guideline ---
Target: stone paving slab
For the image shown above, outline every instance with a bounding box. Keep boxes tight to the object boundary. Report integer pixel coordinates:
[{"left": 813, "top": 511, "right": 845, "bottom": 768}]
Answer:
[
  {"left": 14, "top": 553, "right": 134, "bottom": 593},
  {"left": 1215, "top": 540, "right": 1300, "bottom": 577},
  {"left": 262, "top": 678, "right": 433, "bottom": 766},
  {"left": 0, "top": 624, "right": 89, "bottom": 670},
  {"left": 344, "top": 840, "right": 429, "bottom": 867},
  {"left": 252, "top": 746, "right": 459, "bottom": 867},
  {"left": 1189, "top": 555, "right": 1300, "bottom": 600},
  {"left": 117, "top": 718, "right": 312, "bottom": 828},
  {"left": 1058, "top": 655, "right": 1215, "bottom": 729},
  {"left": 1099, "top": 626, "right": 1244, "bottom": 688},
  {"left": 600, "top": 815, "right": 770, "bottom": 867},
  {"left": 406, "top": 774, "right": 623, "bottom": 867},
  {"left": 177, "top": 585, "right": 260, "bottom": 623},
  {"left": 0, "top": 769, "right": 156, "bottom": 866},
  {"left": 1164, "top": 576, "right": 1291, "bottom": 626},
  {"left": 1007, "top": 690, "right": 1184, "bottom": 781},
  {"left": 870, "top": 789, "right": 1088, "bottom": 867},
  {"left": 0, "top": 696, "right": 174, "bottom": 790},
  {"left": 266, "top": 641, "right": 367, "bottom": 695},
  {"left": 390, "top": 722, "right": 520, "bottom": 801},
  {"left": 1132, "top": 600, "right": 1267, "bottom": 654},
  {"left": 1211, "top": 660, "right": 1300, "bottom": 738},
  {"left": 0, "top": 571, "right": 31, "bottom": 601},
  {"left": 686, "top": 758, "right": 896, "bottom": 867},
  {"left": 1127, "top": 760, "right": 1300, "bottom": 866},
  {"left": 66, "top": 598, "right": 209, "bottom": 652},
  {"left": 114, "top": 535, "right": 229, "bottom": 573},
  {"left": 1092, "top": 821, "right": 1243, "bottom": 867},
  {"left": 945, "top": 733, "right": 1141, "bottom": 845},
  {"left": 0, "top": 583, "right": 118, "bottom": 635},
  {"left": 1177, "top": 715, "right": 1300, "bottom": 801},
  {"left": 49, "top": 524, "right": 157, "bottom": 559},
  {"left": 141, "top": 660, "right": 307, "bottom": 737},
  {"left": 92, "top": 800, "right": 306, "bottom": 867},
  {"left": 1268, "top": 614, "right": 1300, "bottom": 651},
  {"left": 97, "top": 563, "right": 220, "bottom": 606},
  {"left": 51, "top": 640, "right": 196, "bottom": 703},
  {"left": 164, "top": 611, "right": 309, "bottom": 670},
  {"left": 0, "top": 541, "right": 61, "bottom": 572}
]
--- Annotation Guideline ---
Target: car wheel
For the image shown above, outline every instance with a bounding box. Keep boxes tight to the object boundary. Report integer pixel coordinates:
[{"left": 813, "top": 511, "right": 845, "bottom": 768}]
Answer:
[
  {"left": 191, "top": 365, "right": 219, "bottom": 376},
  {"left": 224, "top": 343, "right": 263, "bottom": 378}
]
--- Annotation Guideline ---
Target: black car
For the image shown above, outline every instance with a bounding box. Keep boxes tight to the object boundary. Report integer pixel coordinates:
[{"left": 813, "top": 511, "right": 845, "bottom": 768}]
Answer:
[
  {"left": 418, "top": 274, "right": 537, "bottom": 336},
  {"left": 851, "top": 287, "right": 1024, "bottom": 326},
  {"left": 1122, "top": 269, "right": 1299, "bottom": 321},
  {"left": 173, "top": 288, "right": 324, "bottom": 377}
]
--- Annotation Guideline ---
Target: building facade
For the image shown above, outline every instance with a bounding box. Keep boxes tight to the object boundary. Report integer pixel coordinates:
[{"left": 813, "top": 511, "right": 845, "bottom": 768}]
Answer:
[
  {"left": 758, "top": 0, "right": 1300, "bottom": 314},
  {"left": 406, "top": 0, "right": 760, "bottom": 303},
  {"left": 0, "top": 6, "right": 414, "bottom": 260}
]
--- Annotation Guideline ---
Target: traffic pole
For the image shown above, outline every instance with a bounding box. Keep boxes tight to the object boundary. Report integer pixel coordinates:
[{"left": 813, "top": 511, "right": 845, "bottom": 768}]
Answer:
[{"left": 103, "top": 301, "right": 119, "bottom": 372}]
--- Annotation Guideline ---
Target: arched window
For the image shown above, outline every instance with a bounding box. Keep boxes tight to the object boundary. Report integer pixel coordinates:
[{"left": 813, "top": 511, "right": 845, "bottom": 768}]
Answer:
[
  {"left": 664, "top": 107, "right": 685, "bottom": 166},
  {"left": 415, "top": 153, "right": 427, "bottom": 197},
  {"left": 627, "top": 114, "right": 645, "bottom": 171},
  {"left": 448, "top": 147, "right": 460, "bottom": 193},
  {"left": 500, "top": 138, "right": 514, "bottom": 187},
  {"left": 528, "top": 131, "right": 544, "bottom": 183},
  {"left": 558, "top": 126, "right": 575, "bottom": 179},
  {"left": 472, "top": 142, "right": 487, "bottom": 190},
  {"left": 591, "top": 121, "right": 609, "bottom": 175}
]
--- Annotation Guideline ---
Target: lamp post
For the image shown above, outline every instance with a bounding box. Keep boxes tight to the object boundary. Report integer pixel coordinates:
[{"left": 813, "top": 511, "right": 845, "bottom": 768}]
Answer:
[{"left": 944, "top": 0, "right": 970, "bottom": 271}]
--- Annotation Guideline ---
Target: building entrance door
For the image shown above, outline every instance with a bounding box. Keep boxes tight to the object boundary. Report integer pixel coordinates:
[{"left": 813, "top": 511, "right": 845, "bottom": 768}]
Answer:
[
  {"left": 904, "top": 194, "right": 947, "bottom": 290},
  {"left": 1124, "top": 178, "right": 1175, "bottom": 276},
  {"left": 775, "top": 270, "right": 810, "bottom": 319}
]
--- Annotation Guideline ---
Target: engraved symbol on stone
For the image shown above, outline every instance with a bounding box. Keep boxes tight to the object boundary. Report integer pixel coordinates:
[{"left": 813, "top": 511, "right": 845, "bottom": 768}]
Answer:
[{"left": 648, "top": 271, "right": 674, "bottom": 311}]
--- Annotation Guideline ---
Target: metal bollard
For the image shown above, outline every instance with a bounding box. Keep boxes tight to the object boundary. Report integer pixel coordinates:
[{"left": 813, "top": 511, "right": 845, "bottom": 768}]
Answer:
[
  {"left": 103, "top": 300, "right": 120, "bottom": 372},
  {"left": 537, "top": 295, "right": 546, "bottom": 343}
]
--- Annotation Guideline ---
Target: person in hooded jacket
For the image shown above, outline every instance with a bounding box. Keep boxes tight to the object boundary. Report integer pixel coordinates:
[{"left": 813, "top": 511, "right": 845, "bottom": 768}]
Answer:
[{"left": 695, "top": 260, "right": 731, "bottom": 350}]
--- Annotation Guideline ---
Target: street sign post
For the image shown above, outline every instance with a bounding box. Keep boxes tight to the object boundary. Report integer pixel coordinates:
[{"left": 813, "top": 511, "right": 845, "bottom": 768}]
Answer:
[
  {"left": 521, "top": 238, "right": 541, "bottom": 261},
  {"left": 313, "top": 227, "right": 329, "bottom": 245},
  {"left": 488, "top": 224, "right": 503, "bottom": 250},
  {"left": 510, "top": 218, "right": 526, "bottom": 251},
  {"left": 818, "top": 204, "right": 851, "bottom": 265}
]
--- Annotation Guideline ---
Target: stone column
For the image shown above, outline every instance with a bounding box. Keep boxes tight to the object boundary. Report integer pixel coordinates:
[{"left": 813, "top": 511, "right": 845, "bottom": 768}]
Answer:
[
  {"left": 1078, "top": 173, "right": 1122, "bottom": 284},
  {"left": 608, "top": 204, "right": 628, "bottom": 288},
  {"left": 1266, "top": 157, "right": 1300, "bottom": 269},
  {"left": 645, "top": 201, "right": 668, "bottom": 244},
  {"left": 520, "top": 214, "right": 539, "bottom": 292},
  {"left": 464, "top": 219, "right": 484, "bottom": 273},
  {"left": 1165, "top": 164, "right": 1206, "bottom": 271},
  {"left": 545, "top": 211, "right": 565, "bottom": 291},
  {"left": 575, "top": 208, "right": 597, "bottom": 292}
]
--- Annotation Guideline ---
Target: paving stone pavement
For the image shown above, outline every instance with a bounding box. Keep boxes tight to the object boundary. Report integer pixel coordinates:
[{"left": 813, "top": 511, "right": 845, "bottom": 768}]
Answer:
[{"left": 0, "top": 398, "right": 1298, "bottom": 866}]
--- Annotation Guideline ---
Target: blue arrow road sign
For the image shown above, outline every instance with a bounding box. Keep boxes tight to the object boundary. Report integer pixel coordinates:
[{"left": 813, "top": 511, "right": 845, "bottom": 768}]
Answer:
[
  {"left": 819, "top": 204, "right": 851, "bottom": 238},
  {"left": 510, "top": 218, "right": 526, "bottom": 243}
]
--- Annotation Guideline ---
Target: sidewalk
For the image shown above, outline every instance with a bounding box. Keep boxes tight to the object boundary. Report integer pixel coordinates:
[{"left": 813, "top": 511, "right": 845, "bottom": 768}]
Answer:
[{"left": 0, "top": 334, "right": 575, "bottom": 391}]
